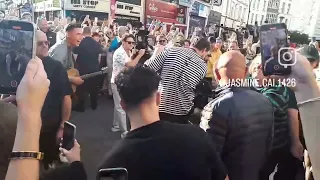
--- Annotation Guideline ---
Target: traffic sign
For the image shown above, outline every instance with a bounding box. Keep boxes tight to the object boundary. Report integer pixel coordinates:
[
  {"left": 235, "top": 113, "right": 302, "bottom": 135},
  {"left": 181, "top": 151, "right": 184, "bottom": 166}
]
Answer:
[{"left": 212, "top": 0, "right": 222, "bottom": 6}]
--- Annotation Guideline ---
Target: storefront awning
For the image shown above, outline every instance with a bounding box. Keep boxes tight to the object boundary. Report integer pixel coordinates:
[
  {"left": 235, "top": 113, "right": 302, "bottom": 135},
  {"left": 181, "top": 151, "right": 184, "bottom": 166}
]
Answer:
[{"left": 148, "top": 16, "right": 187, "bottom": 27}]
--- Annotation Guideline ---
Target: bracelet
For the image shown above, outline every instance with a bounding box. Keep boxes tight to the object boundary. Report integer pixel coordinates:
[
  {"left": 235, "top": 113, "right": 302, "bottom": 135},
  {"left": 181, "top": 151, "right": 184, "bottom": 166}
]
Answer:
[
  {"left": 297, "top": 97, "right": 320, "bottom": 107},
  {"left": 9, "top": 151, "right": 44, "bottom": 160}
]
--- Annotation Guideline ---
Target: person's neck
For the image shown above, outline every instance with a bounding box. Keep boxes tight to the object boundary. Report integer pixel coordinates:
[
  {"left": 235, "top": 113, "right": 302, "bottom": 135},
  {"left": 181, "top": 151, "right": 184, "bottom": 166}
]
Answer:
[
  {"left": 66, "top": 38, "right": 73, "bottom": 48},
  {"left": 123, "top": 46, "right": 131, "bottom": 54},
  {"left": 219, "top": 76, "right": 245, "bottom": 86},
  {"left": 83, "top": 34, "right": 91, "bottom": 37},
  {"left": 128, "top": 106, "right": 160, "bottom": 131}
]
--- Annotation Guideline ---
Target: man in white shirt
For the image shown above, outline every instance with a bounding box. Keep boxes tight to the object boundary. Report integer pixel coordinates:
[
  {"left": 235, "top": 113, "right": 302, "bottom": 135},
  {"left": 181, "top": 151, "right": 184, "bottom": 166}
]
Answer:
[{"left": 111, "top": 33, "right": 145, "bottom": 138}]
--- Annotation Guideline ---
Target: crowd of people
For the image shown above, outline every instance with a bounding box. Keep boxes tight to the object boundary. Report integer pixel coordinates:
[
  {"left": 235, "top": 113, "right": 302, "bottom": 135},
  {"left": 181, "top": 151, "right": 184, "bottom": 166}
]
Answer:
[{"left": 0, "top": 15, "right": 320, "bottom": 180}]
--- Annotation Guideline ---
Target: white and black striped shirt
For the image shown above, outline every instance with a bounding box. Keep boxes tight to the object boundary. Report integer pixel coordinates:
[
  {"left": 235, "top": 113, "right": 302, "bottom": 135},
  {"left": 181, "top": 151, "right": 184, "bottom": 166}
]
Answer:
[{"left": 145, "top": 48, "right": 207, "bottom": 115}]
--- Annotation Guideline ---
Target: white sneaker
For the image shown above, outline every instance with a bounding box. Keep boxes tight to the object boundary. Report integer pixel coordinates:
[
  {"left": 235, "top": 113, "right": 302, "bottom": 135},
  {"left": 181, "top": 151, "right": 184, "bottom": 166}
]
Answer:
[
  {"left": 111, "top": 126, "right": 120, "bottom": 132},
  {"left": 121, "top": 131, "right": 128, "bottom": 139}
]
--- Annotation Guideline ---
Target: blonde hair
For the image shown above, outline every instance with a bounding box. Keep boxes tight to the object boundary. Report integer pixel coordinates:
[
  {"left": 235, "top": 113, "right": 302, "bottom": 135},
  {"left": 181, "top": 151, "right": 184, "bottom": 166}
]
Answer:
[{"left": 249, "top": 54, "right": 262, "bottom": 75}]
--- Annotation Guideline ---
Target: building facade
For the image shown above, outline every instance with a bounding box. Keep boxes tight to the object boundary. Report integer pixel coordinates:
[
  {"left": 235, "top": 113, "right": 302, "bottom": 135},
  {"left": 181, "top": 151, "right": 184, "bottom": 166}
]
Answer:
[
  {"left": 219, "top": 0, "right": 249, "bottom": 28},
  {"left": 289, "top": 0, "right": 320, "bottom": 39},
  {"left": 114, "top": 0, "right": 144, "bottom": 25}
]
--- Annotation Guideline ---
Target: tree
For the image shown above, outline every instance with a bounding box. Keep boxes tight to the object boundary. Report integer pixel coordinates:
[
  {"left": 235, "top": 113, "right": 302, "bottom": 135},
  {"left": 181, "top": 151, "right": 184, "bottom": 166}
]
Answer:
[{"left": 288, "top": 31, "right": 309, "bottom": 44}]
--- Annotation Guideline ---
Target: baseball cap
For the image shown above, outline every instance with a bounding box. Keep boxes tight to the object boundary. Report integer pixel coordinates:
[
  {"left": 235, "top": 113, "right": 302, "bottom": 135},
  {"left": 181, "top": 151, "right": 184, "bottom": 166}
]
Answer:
[{"left": 299, "top": 45, "right": 320, "bottom": 60}]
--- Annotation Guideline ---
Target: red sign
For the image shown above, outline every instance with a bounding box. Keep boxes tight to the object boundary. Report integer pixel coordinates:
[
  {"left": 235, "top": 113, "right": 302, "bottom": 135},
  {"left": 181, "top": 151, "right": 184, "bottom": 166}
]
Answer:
[{"left": 145, "top": 0, "right": 178, "bottom": 19}]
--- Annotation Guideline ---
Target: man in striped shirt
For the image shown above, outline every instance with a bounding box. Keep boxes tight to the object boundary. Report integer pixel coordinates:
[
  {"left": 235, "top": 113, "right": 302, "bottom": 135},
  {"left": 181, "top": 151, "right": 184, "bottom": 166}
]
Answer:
[{"left": 144, "top": 38, "right": 209, "bottom": 124}]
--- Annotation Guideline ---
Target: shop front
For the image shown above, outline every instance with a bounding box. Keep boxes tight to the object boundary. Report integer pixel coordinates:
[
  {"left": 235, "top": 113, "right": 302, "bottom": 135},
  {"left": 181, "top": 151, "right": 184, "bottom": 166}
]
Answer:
[
  {"left": 64, "top": 0, "right": 110, "bottom": 21},
  {"left": 33, "top": 0, "right": 62, "bottom": 21},
  {"left": 188, "top": 1, "right": 209, "bottom": 37},
  {"left": 114, "top": 1, "right": 142, "bottom": 25},
  {"left": 145, "top": 0, "right": 187, "bottom": 31}
]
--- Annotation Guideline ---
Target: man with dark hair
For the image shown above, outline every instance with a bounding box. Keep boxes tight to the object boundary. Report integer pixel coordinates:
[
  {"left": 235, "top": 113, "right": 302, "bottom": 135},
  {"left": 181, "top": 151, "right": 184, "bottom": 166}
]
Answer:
[
  {"left": 145, "top": 38, "right": 209, "bottom": 124},
  {"left": 110, "top": 33, "right": 145, "bottom": 137},
  {"left": 99, "top": 65, "right": 227, "bottom": 180},
  {"left": 72, "top": 26, "right": 103, "bottom": 112},
  {"left": 49, "top": 23, "right": 84, "bottom": 87}
]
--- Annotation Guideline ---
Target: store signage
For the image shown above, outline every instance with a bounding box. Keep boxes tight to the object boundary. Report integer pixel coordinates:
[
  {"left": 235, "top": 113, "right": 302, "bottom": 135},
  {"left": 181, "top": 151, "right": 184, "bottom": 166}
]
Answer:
[
  {"left": 145, "top": 0, "right": 178, "bottom": 19},
  {"left": 115, "top": 2, "right": 141, "bottom": 17},
  {"left": 64, "top": 0, "right": 110, "bottom": 12},
  {"left": 178, "top": 0, "right": 192, "bottom": 7},
  {"left": 177, "top": 7, "right": 185, "bottom": 17},
  {"left": 33, "top": 0, "right": 61, "bottom": 12},
  {"left": 115, "top": 14, "right": 140, "bottom": 21},
  {"left": 190, "top": 1, "right": 208, "bottom": 17}
]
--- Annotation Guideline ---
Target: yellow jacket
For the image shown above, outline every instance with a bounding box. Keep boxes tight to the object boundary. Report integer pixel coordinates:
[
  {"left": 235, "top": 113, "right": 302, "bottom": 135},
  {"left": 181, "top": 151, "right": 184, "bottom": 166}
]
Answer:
[{"left": 206, "top": 49, "right": 222, "bottom": 78}]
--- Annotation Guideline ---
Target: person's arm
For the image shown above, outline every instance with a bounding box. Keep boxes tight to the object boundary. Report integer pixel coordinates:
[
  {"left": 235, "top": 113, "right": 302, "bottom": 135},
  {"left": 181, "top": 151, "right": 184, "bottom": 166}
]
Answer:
[
  {"left": 287, "top": 88, "right": 304, "bottom": 159},
  {"left": 56, "top": 63, "right": 73, "bottom": 123},
  {"left": 200, "top": 108, "right": 228, "bottom": 156},
  {"left": 144, "top": 48, "right": 170, "bottom": 72},
  {"left": 6, "top": 55, "right": 12, "bottom": 76},
  {"left": 126, "top": 49, "right": 145, "bottom": 67},
  {"left": 5, "top": 57, "right": 49, "bottom": 180}
]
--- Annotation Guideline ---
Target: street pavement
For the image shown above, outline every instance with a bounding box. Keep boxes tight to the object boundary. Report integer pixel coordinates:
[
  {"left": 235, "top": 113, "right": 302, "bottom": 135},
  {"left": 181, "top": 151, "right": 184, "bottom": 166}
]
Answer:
[{"left": 69, "top": 95, "right": 120, "bottom": 180}]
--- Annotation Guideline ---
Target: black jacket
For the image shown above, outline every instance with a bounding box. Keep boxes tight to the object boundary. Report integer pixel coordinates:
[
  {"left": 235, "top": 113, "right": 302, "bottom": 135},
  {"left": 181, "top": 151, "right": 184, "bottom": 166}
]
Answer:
[
  {"left": 200, "top": 86, "right": 274, "bottom": 180},
  {"left": 40, "top": 161, "right": 87, "bottom": 180}
]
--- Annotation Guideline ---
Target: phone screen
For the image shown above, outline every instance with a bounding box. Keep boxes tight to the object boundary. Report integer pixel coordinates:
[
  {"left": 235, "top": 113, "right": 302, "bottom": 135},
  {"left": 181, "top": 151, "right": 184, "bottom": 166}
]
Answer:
[
  {"left": 0, "top": 20, "right": 35, "bottom": 94},
  {"left": 62, "top": 122, "right": 76, "bottom": 150},
  {"left": 260, "top": 23, "right": 291, "bottom": 76},
  {"left": 98, "top": 168, "right": 128, "bottom": 180}
]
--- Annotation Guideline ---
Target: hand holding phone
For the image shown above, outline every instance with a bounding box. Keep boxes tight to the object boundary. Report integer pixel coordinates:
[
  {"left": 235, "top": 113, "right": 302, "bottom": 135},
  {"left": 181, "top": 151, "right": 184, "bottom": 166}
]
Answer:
[
  {"left": 260, "top": 23, "right": 292, "bottom": 76},
  {"left": 61, "top": 121, "right": 76, "bottom": 150},
  {"left": 0, "top": 20, "right": 36, "bottom": 94}
]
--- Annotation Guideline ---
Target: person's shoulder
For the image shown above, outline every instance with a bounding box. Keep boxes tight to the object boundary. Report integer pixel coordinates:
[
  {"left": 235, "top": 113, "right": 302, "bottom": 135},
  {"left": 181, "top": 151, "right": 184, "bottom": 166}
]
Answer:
[
  {"left": 49, "top": 40, "right": 66, "bottom": 51},
  {"left": 43, "top": 56, "right": 64, "bottom": 69}
]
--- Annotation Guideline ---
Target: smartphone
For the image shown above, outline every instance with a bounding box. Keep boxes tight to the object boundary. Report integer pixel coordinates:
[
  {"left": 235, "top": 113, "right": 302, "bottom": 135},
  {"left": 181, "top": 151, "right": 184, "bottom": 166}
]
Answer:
[
  {"left": 260, "top": 23, "right": 291, "bottom": 76},
  {"left": 62, "top": 121, "right": 76, "bottom": 150},
  {"left": 0, "top": 20, "right": 36, "bottom": 94},
  {"left": 97, "top": 168, "right": 128, "bottom": 180}
]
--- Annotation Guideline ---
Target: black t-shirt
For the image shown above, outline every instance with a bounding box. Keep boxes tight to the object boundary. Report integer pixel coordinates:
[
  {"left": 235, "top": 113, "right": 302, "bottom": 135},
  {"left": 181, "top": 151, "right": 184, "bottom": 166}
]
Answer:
[
  {"left": 41, "top": 56, "right": 72, "bottom": 121},
  {"left": 99, "top": 121, "right": 227, "bottom": 180},
  {"left": 46, "top": 31, "right": 56, "bottom": 48},
  {"left": 73, "top": 37, "right": 103, "bottom": 75}
]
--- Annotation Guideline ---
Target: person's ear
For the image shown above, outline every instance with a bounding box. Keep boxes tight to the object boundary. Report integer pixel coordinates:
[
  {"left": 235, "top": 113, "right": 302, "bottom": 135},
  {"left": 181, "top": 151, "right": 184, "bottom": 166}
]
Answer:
[
  {"left": 120, "top": 100, "right": 126, "bottom": 111},
  {"left": 156, "top": 92, "right": 160, "bottom": 106}
]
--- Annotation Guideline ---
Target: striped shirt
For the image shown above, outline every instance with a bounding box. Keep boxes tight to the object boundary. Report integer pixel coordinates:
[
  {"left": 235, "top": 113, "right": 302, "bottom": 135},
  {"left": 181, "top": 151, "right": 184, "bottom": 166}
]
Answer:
[
  {"left": 145, "top": 48, "right": 207, "bottom": 116},
  {"left": 253, "top": 86, "right": 290, "bottom": 149}
]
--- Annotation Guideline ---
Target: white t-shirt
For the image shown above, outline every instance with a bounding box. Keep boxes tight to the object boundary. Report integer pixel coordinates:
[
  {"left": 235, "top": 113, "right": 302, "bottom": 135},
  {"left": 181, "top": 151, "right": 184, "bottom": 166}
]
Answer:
[{"left": 111, "top": 46, "right": 130, "bottom": 83}]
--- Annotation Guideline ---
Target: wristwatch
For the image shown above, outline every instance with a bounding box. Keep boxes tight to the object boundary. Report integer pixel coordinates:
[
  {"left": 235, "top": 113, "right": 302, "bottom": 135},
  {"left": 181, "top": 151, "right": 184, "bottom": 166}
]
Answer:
[{"left": 9, "top": 151, "right": 44, "bottom": 160}]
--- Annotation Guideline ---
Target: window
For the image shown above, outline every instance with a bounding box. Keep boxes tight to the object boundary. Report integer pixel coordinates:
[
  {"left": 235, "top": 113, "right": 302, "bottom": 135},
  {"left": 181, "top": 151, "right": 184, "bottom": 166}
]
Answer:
[
  {"left": 239, "top": 6, "right": 243, "bottom": 20},
  {"left": 255, "top": 14, "right": 258, "bottom": 23},
  {"left": 281, "top": 2, "right": 285, "bottom": 13},
  {"left": 251, "top": 13, "right": 254, "bottom": 24},
  {"left": 261, "top": 15, "right": 264, "bottom": 24},
  {"left": 257, "top": 0, "right": 260, "bottom": 9},
  {"left": 243, "top": 8, "right": 247, "bottom": 21},
  {"left": 252, "top": 0, "right": 256, "bottom": 10},
  {"left": 263, "top": 0, "right": 266, "bottom": 11},
  {"left": 287, "top": 4, "right": 291, "bottom": 14},
  {"left": 285, "top": 19, "right": 288, "bottom": 24},
  {"left": 118, "top": 0, "right": 141, "bottom": 5}
]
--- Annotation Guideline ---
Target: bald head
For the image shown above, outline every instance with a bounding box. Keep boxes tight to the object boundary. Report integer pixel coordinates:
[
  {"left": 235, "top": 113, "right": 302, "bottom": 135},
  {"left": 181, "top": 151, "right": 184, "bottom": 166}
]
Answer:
[
  {"left": 215, "top": 50, "right": 247, "bottom": 84},
  {"left": 36, "top": 30, "right": 49, "bottom": 58}
]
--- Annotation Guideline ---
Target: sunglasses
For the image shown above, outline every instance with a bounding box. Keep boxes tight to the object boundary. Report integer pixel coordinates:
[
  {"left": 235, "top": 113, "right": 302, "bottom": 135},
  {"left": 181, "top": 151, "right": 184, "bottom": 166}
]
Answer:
[
  {"left": 37, "top": 41, "right": 49, "bottom": 46},
  {"left": 126, "top": 41, "right": 136, "bottom": 45},
  {"left": 158, "top": 40, "right": 166, "bottom": 43}
]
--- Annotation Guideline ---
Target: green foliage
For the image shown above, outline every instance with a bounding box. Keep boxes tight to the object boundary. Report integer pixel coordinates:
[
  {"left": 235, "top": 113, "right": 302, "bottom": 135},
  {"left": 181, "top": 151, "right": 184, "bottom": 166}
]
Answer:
[{"left": 288, "top": 31, "right": 309, "bottom": 44}]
